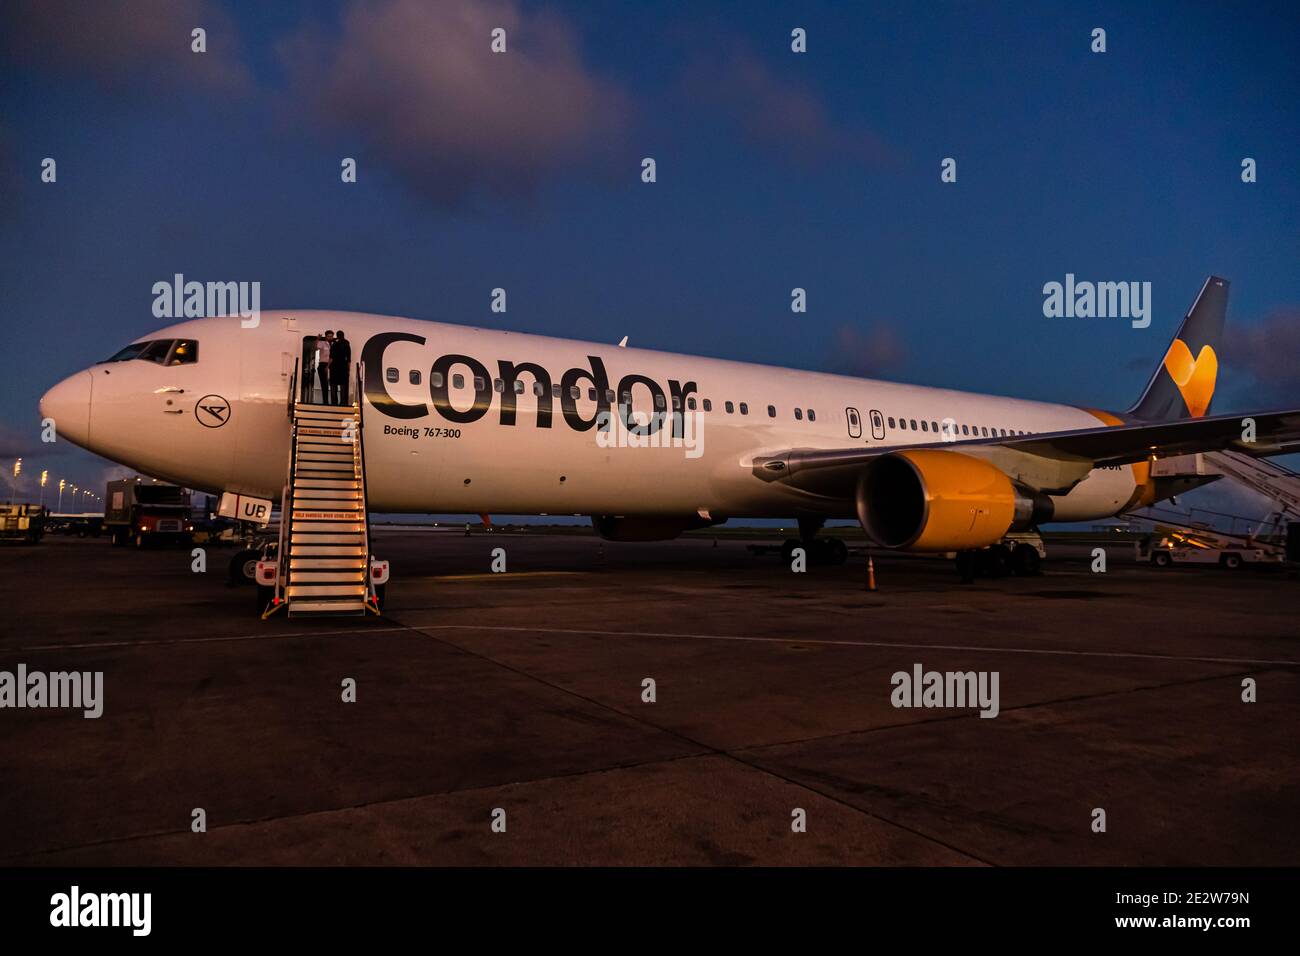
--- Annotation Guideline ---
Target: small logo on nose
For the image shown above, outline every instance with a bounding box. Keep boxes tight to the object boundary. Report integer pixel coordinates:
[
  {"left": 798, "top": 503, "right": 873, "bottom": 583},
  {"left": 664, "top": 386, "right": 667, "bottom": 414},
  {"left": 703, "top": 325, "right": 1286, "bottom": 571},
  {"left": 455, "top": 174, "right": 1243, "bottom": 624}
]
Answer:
[{"left": 195, "top": 394, "right": 231, "bottom": 428}]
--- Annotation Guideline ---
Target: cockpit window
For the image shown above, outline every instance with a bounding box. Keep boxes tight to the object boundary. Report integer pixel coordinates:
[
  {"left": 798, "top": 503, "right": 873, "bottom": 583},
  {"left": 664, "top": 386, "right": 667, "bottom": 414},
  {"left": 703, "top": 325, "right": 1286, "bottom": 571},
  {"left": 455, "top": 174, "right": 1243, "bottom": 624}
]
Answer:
[
  {"left": 166, "top": 339, "right": 198, "bottom": 365},
  {"left": 104, "top": 338, "right": 199, "bottom": 365},
  {"left": 106, "top": 342, "right": 151, "bottom": 362}
]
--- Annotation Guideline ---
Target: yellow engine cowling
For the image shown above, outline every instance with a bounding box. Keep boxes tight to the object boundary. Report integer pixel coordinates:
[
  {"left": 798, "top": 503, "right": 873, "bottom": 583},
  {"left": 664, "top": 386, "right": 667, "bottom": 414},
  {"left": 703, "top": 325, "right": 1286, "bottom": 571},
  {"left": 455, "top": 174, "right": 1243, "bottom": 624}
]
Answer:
[{"left": 856, "top": 449, "right": 1050, "bottom": 551}]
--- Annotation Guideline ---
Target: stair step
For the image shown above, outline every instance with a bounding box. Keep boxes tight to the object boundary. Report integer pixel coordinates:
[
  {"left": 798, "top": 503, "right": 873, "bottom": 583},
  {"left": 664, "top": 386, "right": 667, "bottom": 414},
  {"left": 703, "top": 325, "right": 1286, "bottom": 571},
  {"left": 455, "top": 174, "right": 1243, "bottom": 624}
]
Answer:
[
  {"left": 292, "top": 479, "right": 359, "bottom": 490},
  {"left": 287, "top": 584, "right": 367, "bottom": 597},
  {"left": 291, "top": 558, "right": 366, "bottom": 569},
  {"left": 287, "top": 600, "right": 368, "bottom": 617},
  {"left": 293, "top": 457, "right": 356, "bottom": 468},
  {"left": 291, "top": 533, "right": 365, "bottom": 545},
  {"left": 292, "top": 521, "right": 364, "bottom": 532},
  {"left": 291, "top": 545, "right": 367, "bottom": 556},
  {"left": 290, "top": 571, "right": 366, "bottom": 584},
  {"left": 294, "top": 403, "right": 356, "bottom": 415},
  {"left": 297, "top": 442, "right": 357, "bottom": 454},
  {"left": 292, "top": 501, "right": 362, "bottom": 513},
  {"left": 291, "top": 488, "right": 361, "bottom": 500},
  {"left": 297, "top": 434, "right": 355, "bottom": 445}
]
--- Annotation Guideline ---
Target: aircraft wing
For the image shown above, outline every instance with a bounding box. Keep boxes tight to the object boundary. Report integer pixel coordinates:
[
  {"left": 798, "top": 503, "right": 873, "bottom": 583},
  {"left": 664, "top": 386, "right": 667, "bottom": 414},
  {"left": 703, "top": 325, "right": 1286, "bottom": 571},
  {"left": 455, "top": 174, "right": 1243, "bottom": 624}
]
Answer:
[{"left": 752, "top": 407, "right": 1300, "bottom": 497}]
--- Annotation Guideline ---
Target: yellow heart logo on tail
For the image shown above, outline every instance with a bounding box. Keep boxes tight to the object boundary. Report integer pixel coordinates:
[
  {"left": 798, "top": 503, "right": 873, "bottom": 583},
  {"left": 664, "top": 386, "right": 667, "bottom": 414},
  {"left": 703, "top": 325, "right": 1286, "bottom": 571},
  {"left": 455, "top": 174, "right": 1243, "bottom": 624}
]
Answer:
[{"left": 1162, "top": 339, "right": 1217, "bottom": 418}]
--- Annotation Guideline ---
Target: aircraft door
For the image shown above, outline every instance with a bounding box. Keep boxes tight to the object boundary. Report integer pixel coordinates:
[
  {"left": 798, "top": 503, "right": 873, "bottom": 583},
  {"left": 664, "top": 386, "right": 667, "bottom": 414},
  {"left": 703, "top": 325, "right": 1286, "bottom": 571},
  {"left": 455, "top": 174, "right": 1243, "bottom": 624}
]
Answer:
[
  {"left": 846, "top": 407, "right": 862, "bottom": 439},
  {"left": 869, "top": 408, "right": 886, "bottom": 440}
]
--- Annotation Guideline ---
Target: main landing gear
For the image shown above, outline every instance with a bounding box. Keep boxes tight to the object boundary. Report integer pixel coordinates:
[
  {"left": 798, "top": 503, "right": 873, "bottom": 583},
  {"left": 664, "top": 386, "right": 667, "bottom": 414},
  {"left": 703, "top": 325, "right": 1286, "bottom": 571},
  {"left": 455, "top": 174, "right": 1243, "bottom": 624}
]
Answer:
[
  {"left": 955, "top": 542, "right": 1043, "bottom": 582},
  {"left": 779, "top": 518, "right": 849, "bottom": 566}
]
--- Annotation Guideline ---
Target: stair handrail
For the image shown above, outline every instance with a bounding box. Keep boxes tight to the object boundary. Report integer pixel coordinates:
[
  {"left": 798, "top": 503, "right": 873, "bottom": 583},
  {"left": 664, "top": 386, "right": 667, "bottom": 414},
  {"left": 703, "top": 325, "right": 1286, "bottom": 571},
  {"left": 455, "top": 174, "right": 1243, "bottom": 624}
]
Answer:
[
  {"left": 354, "top": 361, "right": 376, "bottom": 607},
  {"left": 274, "top": 398, "right": 303, "bottom": 608},
  {"left": 288, "top": 356, "right": 299, "bottom": 420}
]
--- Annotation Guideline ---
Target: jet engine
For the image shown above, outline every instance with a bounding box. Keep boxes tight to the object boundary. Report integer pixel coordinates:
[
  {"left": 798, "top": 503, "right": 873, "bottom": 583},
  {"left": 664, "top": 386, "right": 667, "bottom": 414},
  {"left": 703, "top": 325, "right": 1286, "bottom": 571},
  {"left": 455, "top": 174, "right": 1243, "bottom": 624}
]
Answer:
[{"left": 856, "top": 449, "right": 1052, "bottom": 551}]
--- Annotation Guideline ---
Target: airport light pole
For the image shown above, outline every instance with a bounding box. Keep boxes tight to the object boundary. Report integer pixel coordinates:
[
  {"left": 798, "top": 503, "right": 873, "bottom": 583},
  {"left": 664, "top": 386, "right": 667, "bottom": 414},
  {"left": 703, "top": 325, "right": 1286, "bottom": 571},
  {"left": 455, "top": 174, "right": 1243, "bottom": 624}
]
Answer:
[
  {"left": 40, "top": 470, "right": 48, "bottom": 508},
  {"left": 57, "top": 479, "right": 65, "bottom": 512}
]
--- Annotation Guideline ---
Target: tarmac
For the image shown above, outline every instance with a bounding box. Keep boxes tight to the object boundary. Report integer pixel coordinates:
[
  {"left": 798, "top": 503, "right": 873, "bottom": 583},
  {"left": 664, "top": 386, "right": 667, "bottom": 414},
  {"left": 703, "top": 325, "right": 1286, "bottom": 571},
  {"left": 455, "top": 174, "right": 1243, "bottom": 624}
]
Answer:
[{"left": 1, "top": 529, "right": 1296, "bottom": 865}]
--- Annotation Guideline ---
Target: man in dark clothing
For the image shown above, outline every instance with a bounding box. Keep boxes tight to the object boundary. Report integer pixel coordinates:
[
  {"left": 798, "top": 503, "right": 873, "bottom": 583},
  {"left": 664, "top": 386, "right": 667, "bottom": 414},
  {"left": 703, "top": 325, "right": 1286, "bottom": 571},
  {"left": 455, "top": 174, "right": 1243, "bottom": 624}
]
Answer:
[{"left": 332, "top": 330, "right": 352, "bottom": 406}]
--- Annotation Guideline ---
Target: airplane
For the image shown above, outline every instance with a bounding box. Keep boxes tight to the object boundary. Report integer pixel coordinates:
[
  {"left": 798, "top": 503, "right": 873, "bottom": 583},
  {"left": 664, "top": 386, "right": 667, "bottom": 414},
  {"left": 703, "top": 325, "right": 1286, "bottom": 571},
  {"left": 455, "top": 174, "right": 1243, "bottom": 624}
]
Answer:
[{"left": 38, "top": 275, "right": 1300, "bottom": 580}]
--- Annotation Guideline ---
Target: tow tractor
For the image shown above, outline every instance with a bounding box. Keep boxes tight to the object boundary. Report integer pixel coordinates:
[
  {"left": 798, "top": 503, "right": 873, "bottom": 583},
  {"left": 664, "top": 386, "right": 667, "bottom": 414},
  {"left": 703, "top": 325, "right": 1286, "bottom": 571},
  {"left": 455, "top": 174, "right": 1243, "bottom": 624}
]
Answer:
[{"left": 1133, "top": 506, "right": 1287, "bottom": 570}]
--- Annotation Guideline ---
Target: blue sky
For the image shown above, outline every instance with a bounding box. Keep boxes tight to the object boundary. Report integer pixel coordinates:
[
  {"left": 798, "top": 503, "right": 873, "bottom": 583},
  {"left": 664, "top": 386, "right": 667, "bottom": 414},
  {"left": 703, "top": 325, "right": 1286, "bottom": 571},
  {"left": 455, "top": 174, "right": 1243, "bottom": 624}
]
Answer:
[{"left": 1, "top": 0, "right": 1297, "bottom": 519}]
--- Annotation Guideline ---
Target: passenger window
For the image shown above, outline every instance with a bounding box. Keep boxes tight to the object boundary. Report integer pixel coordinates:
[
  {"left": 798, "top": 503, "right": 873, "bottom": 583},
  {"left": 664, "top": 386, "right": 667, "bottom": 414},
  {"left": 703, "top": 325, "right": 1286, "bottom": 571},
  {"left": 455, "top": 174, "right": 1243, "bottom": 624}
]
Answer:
[
  {"left": 739, "top": 402, "right": 748, "bottom": 415},
  {"left": 431, "top": 372, "right": 444, "bottom": 388},
  {"left": 887, "top": 416, "right": 894, "bottom": 428},
  {"left": 533, "top": 382, "right": 545, "bottom": 397},
  {"left": 725, "top": 401, "right": 734, "bottom": 414},
  {"left": 621, "top": 391, "right": 632, "bottom": 405},
  {"left": 931, "top": 422, "right": 938, "bottom": 432},
  {"left": 588, "top": 388, "right": 598, "bottom": 401},
  {"left": 513, "top": 380, "right": 525, "bottom": 394},
  {"left": 410, "top": 370, "right": 422, "bottom": 385},
  {"left": 703, "top": 399, "right": 712, "bottom": 412},
  {"left": 909, "top": 419, "right": 917, "bottom": 429},
  {"left": 386, "top": 368, "right": 399, "bottom": 384},
  {"left": 655, "top": 394, "right": 666, "bottom": 409},
  {"left": 687, "top": 397, "right": 697, "bottom": 410},
  {"left": 981, "top": 426, "right": 988, "bottom": 436},
  {"left": 570, "top": 385, "right": 581, "bottom": 400},
  {"left": 493, "top": 378, "right": 504, "bottom": 393},
  {"left": 921, "top": 420, "right": 929, "bottom": 432},
  {"left": 605, "top": 389, "right": 615, "bottom": 403},
  {"left": 671, "top": 395, "right": 681, "bottom": 410},
  {"left": 962, "top": 424, "right": 969, "bottom": 435},
  {"left": 808, "top": 409, "right": 816, "bottom": 422},
  {"left": 452, "top": 374, "right": 465, "bottom": 389},
  {"left": 795, "top": 408, "right": 803, "bottom": 421},
  {"left": 767, "top": 405, "right": 776, "bottom": 418},
  {"left": 474, "top": 377, "right": 485, "bottom": 391}
]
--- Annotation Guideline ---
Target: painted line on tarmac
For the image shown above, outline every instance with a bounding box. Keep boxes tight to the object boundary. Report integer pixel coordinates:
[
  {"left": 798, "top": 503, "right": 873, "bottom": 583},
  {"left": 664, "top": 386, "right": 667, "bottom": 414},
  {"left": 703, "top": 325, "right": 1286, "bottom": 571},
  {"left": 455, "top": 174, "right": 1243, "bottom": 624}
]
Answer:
[{"left": 410, "top": 624, "right": 1300, "bottom": 668}]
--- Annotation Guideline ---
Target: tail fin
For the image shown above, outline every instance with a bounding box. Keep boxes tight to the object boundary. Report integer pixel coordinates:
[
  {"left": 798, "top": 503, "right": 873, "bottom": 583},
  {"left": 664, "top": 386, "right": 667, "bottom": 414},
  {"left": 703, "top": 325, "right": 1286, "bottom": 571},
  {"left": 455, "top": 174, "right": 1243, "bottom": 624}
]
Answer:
[{"left": 1128, "top": 275, "right": 1227, "bottom": 421}]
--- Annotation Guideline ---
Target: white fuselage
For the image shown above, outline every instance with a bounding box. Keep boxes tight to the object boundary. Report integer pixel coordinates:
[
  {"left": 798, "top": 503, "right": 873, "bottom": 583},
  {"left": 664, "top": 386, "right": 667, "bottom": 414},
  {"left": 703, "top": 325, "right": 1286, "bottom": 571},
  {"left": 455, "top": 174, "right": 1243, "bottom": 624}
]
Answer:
[{"left": 40, "top": 312, "right": 1142, "bottom": 524}]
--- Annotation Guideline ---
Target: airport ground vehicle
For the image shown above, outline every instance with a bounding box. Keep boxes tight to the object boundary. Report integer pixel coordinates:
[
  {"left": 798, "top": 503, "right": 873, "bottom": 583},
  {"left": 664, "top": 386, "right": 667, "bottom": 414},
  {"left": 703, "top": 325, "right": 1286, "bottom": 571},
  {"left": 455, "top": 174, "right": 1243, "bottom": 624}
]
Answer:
[
  {"left": 105, "top": 478, "right": 193, "bottom": 548},
  {"left": 1136, "top": 530, "right": 1285, "bottom": 569},
  {"left": 48, "top": 513, "right": 104, "bottom": 537},
  {"left": 0, "top": 504, "right": 46, "bottom": 544}
]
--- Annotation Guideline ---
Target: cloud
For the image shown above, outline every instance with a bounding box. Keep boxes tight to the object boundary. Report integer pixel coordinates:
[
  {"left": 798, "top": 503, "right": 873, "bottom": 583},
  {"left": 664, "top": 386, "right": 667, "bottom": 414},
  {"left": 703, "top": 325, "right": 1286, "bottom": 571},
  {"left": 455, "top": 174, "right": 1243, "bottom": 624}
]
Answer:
[
  {"left": 2, "top": 0, "right": 252, "bottom": 95},
  {"left": 1224, "top": 307, "right": 1300, "bottom": 409},
  {"left": 682, "top": 48, "right": 892, "bottom": 167},
  {"left": 826, "top": 323, "right": 908, "bottom": 378},
  {"left": 277, "top": 0, "right": 629, "bottom": 207}
]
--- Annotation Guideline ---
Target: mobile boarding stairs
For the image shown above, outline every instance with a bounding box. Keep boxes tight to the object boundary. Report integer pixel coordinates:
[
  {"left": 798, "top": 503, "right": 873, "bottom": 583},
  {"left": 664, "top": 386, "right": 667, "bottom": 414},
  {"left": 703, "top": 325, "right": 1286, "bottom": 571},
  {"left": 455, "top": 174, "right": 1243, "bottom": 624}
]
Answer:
[{"left": 258, "top": 361, "right": 389, "bottom": 618}]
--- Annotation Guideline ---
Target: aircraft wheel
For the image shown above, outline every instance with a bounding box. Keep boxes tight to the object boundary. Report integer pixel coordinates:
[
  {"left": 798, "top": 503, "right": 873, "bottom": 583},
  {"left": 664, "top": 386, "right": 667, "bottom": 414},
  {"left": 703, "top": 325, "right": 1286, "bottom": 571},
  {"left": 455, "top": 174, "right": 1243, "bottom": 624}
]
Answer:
[
  {"left": 826, "top": 537, "right": 848, "bottom": 565},
  {"left": 229, "top": 548, "right": 260, "bottom": 585},
  {"left": 1151, "top": 552, "right": 1172, "bottom": 567},
  {"left": 1221, "top": 553, "right": 1242, "bottom": 570},
  {"left": 982, "top": 544, "right": 1011, "bottom": 578},
  {"left": 1012, "top": 543, "right": 1042, "bottom": 576}
]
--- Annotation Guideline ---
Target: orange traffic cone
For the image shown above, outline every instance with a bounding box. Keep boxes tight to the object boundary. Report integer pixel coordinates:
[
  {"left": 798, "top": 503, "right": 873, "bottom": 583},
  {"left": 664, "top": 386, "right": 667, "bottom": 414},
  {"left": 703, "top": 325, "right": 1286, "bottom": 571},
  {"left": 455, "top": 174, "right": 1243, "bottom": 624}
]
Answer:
[{"left": 867, "top": 555, "right": 877, "bottom": 591}]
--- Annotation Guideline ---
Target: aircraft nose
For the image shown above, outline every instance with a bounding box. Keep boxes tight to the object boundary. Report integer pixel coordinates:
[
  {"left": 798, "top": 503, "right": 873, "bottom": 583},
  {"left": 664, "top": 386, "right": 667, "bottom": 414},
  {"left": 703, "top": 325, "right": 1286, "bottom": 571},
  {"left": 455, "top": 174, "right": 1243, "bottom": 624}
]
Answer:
[{"left": 39, "top": 371, "right": 93, "bottom": 448}]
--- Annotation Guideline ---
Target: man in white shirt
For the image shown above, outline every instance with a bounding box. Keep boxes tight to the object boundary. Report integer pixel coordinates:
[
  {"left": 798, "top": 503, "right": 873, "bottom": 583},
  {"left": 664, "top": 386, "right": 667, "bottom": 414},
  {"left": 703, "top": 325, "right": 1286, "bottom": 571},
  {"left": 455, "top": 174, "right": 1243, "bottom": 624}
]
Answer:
[{"left": 316, "top": 330, "right": 333, "bottom": 404}]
